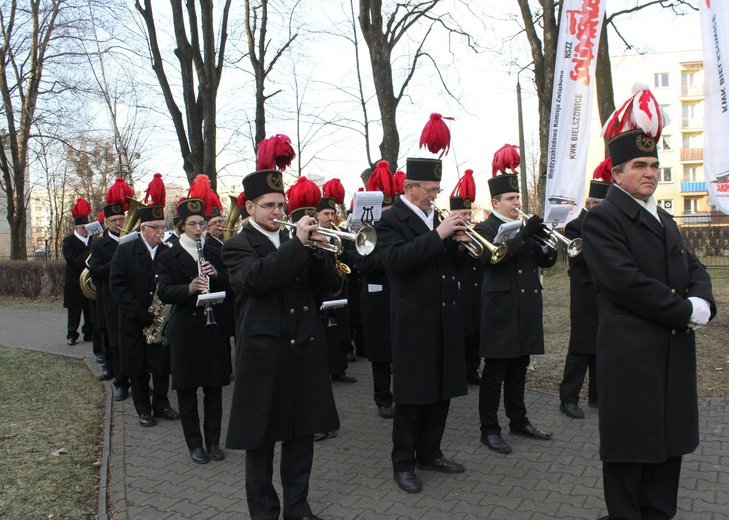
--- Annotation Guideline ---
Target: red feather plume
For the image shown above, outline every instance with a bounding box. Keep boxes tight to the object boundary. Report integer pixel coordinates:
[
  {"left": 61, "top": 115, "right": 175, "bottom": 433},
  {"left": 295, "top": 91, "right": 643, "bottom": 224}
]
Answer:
[
  {"left": 144, "top": 173, "right": 166, "bottom": 206},
  {"left": 419, "top": 113, "right": 454, "bottom": 158},
  {"left": 97, "top": 210, "right": 105, "bottom": 224},
  {"left": 592, "top": 157, "right": 613, "bottom": 183},
  {"left": 187, "top": 174, "right": 214, "bottom": 214},
  {"left": 257, "top": 134, "right": 296, "bottom": 171},
  {"left": 601, "top": 82, "right": 670, "bottom": 141},
  {"left": 72, "top": 198, "right": 92, "bottom": 218},
  {"left": 450, "top": 169, "right": 476, "bottom": 202},
  {"left": 237, "top": 191, "right": 246, "bottom": 211},
  {"left": 106, "top": 177, "right": 135, "bottom": 211},
  {"left": 393, "top": 170, "right": 406, "bottom": 195},
  {"left": 491, "top": 144, "right": 521, "bottom": 177},
  {"left": 323, "top": 178, "right": 346, "bottom": 205},
  {"left": 285, "top": 176, "right": 321, "bottom": 213},
  {"left": 208, "top": 190, "right": 223, "bottom": 217},
  {"left": 365, "top": 161, "right": 395, "bottom": 200}
]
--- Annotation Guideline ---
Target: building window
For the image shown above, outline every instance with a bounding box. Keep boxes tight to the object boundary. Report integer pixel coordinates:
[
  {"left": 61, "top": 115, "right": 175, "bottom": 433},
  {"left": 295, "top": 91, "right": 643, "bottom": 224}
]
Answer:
[
  {"left": 683, "top": 197, "right": 700, "bottom": 214},
  {"left": 657, "top": 135, "right": 672, "bottom": 151},
  {"left": 654, "top": 72, "right": 669, "bottom": 88},
  {"left": 683, "top": 167, "right": 699, "bottom": 182},
  {"left": 658, "top": 199, "right": 674, "bottom": 214},
  {"left": 659, "top": 167, "right": 672, "bottom": 183}
]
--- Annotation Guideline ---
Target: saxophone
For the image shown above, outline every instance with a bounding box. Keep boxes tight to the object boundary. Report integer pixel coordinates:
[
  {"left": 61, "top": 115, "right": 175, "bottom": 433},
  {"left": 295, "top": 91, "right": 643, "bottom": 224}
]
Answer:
[{"left": 143, "top": 241, "right": 173, "bottom": 345}]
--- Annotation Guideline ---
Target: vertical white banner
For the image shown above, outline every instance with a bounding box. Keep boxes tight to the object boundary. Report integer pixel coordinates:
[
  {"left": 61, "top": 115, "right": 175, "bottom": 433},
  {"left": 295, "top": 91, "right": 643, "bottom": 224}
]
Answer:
[
  {"left": 700, "top": 0, "right": 729, "bottom": 215},
  {"left": 544, "top": 0, "right": 606, "bottom": 225}
]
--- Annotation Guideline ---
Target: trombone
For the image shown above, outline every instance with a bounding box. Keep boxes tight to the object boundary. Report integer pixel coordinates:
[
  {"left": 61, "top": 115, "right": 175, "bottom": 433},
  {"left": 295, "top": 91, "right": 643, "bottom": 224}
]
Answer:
[
  {"left": 274, "top": 218, "right": 377, "bottom": 256},
  {"left": 517, "top": 209, "right": 582, "bottom": 257},
  {"left": 431, "top": 203, "right": 507, "bottom": 264}
]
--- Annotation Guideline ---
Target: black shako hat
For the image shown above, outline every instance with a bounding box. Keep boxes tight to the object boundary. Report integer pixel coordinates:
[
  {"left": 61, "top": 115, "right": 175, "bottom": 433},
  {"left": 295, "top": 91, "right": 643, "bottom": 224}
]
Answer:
[
  {"left": 608, "top": 129, "right": 658, "bottom": 167},
  {"left": 449, "top": 197, "right": 471, "bottom": 210},
  {"left": 488, "top": 174, "right": 520, "bottom": 198},
  {"left": 317, "top": 196, "right": 337, "bottom": 212},
  {"left": 588, "top": 181, "right": 611, "bottom": 199},
  {"left": 290, "top": 207, "right": 317, "bottom": 223},
  {"left": 139, "top": 205, "right": 165, "bottom": 223},
  {"left": 102, "top": 203, "right": 125, "bottom": 218},
  {"left": 242, "top": 169, "right": 285, "bottom": 201},
  {"left": 406, "top": 158, "right": 443, "bottom": 182},
  {"left": 177, "top": 198, "right": 205, "bottom": 222}
]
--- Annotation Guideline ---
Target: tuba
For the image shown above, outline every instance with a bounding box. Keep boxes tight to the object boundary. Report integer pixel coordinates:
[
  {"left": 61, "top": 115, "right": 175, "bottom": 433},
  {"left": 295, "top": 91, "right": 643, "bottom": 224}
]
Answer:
[
  {"left": 222, "top": 195, "right": 241, "bottom": 241},
  {"left": 79, "top": 256, "right": 96, "bottom": 300},
  {"left": 120, "top": 197, "right": 145, "bottom": 237}
]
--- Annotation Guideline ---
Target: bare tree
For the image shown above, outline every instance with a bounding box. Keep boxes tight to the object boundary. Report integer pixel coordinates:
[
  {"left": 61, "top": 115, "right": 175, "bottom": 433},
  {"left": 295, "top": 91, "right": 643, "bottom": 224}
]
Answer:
[
  {"left": 358, "top": 0, "right": 474, "bottom": 172},
  {"left": 0, "top": 0, "right": 67, "bottom": 260},
  {"left": 135, "top": 0, "right": 233, "bottom": 190}
]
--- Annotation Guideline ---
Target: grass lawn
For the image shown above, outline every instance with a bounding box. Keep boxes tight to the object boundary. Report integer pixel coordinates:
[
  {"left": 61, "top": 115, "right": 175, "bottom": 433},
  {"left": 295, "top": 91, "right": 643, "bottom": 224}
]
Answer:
[{"left": 0, "top": 347, "right": 105, "bottom": 519}]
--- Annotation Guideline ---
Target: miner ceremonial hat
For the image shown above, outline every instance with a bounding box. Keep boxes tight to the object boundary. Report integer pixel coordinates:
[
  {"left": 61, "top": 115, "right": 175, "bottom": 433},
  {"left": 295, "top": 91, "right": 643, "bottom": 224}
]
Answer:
[
  {"left": 607, "top": 130, "right": 658, "bottom": 167},
  {"left": 366, "top": 161, "right": 396, "bottom": 206},
  {"left": 139, "top": 205, "right": 165, "bottom": 223},
  {"left": 243, "top": 169, "right": 284, "bottom": 201},
  {"left": 317, "top": 197, "right": 337, "bottom": 212},
  {"left": 488, "top": 144, "right": 521, "bottom": 198},
  {"left": 449, "top": 169, "right": 476, "bottom": 210},
  {"left": 589, "top": 157, "right": 612, "bottom": 199},
  {"left": 286, "top": 176, "right": 321, "bottom": 223},
  {"left": 176, "top": 198, "right": 205, "bottom": 221},
  {"left": 71, "top": 198, "right": 92, "bottom": 225}
]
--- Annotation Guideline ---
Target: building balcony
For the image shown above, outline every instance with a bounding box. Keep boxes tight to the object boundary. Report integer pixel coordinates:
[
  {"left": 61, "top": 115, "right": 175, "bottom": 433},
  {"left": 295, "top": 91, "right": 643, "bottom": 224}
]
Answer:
[
  {"left": 680, "top": 148, "right": 703, "bottom": 161},
  {"left": 681, "top": 181, "right": 707, "bottom": 193},
  {"left": 679, "top": 84, "right": 705, "bottom": 98},
  {"left": 680, "top": 117, "right": 703, "bottom": 129}
]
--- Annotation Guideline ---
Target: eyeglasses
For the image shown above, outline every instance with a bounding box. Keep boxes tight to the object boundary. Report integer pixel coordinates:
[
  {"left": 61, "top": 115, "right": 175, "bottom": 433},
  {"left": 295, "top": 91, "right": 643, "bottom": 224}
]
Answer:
[
  {"left": 410, "top": 182, "right": 443, "bottom": 196},
  {"left": 142, "top": 224, "right": 167, "bottom": 231},
  {"left": 186, "top": 221, "right": 206, "bottom": 228},
  {"left": 256, "top": 202, "right": 286, "bottom": 211}
]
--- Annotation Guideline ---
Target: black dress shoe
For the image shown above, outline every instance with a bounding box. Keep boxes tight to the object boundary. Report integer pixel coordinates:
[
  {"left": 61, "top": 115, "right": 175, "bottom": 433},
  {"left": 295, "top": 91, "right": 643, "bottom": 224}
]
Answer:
[
  {"left": 95, "top": 353, "right": 104, "bottom": 364},
  {"left": 153, "top": 407, "right": 180, "bottom": 420},
  {"left": 481, "top": 433, "right": 512, "bottom": 454},
  {"left": 394, "top": 471, "right": 421, "bottom": 493},
  {"left": 206, "top": 444, "right": 225, "bottom": 460},
  {"left": 114, "top": 387, "right": 128, "bottom": 401},
  {"left": 313, "top": 431, "right": 338, "bottom": 442},
  {"left": 139, "top": 414, "right": 156, "bottom": 427},
  {"left": 331, "top": 373, "right": 357, "bottom": 383},
  {"left": 98, "top": 370, "right": 113, "bottom": 381},
  {"left": 67, "top": 338, "right": 77, "bottom": 346},
  {"left": 510, "top": 422, "right": 552, "bottom": 440},
  {"left": 560, "top": 401, "right": 585, "bottom": 419},
  {"left": 416, "top": 456, "right": 465, "bottom": 474},
  {"left": 378, "top": 405, "right": 394, "bottom": 419},
  {"left": 189, "top": 447, "right": 210, "bottom": 464}
]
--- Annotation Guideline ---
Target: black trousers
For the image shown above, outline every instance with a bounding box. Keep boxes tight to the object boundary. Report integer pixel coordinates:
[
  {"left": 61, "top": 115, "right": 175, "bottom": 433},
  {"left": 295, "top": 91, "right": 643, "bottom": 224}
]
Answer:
[
  {"left": 559, "top": 352, "right": 597, "bottom": 405},
  {"left": 99, "top": 328, "right": 112, "bottom": 372},
  {"left": 130, "top": 373, "right": 170, "bottom": 416},
  {"left": 110, "top": 341, "right": 130, "bottom": 391},
  {"left": 245, "top": 435, "right": 314, "bottom": 520},
  {"left": 66, "top": 304, "right": 91, "bottom": 340},
  {"left": 350, "top": 321, "right": 366, "bottom": 357},
  {"left": 371, "top": 362, "right": 392, "bottom": 408},
  {"left": 479, "top": 356, "right": 530, "bottom": 435},
  {"left": 177, "top": 386, "right": 222, "bottom": 450},
  {"left": 464, "top": 334, "right": 481, "bottom": 379},
  {"left": 391, "top": 399, "right": 450, "bottom": 472},
  {"left": 602, "top": 457, "right": 682, "bottom": 520},
  {"left": 324, "top": 319, "right": 348, "bottom": 377}
]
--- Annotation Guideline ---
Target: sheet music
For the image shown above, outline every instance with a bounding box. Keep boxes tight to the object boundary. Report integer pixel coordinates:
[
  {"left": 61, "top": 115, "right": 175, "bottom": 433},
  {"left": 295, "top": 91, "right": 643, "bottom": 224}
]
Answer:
[
  {"left": 320, "top": 299, "right": 348, "bottom": 310},
  {"left": 494, "top": 221, "right": 522, "bottom": 243},
  {"left": 196, "top": 291, "right": 226, "bottom": 307},
  {"left": 351, "top": 191, "right": 383, "bottom": 225}
]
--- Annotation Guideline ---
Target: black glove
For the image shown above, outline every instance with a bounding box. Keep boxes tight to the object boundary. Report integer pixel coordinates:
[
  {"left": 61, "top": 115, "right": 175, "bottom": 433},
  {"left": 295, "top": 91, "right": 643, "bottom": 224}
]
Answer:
[
  {"left": 521, "top": 215, "right": 544, "bottom": 240},
  {"left": 138, "top": 311, "right": 155, "bottom": 327}
]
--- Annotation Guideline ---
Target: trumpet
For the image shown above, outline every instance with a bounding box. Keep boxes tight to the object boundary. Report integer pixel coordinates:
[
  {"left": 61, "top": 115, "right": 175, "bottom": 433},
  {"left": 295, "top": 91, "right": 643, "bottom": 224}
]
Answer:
[
  {"left": 431, "top": 204, "right": 507, "bottom": 264},
  {"left": 517, "top": 209, "right": 582, "bottom": 257},
  {"left": 274, "top": 218, "right": 377, "bottom": 256}
]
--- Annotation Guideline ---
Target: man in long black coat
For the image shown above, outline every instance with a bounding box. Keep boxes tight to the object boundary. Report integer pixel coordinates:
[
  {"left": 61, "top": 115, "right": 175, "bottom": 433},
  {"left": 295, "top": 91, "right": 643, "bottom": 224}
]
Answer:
[
  {"left": 62, "top": 211, "right": 93, "bottom": 345},
  {"left": 88, "top": 203, "right": 130, "bottom": 399},
  {"left": 582, "top": 129, "right": 715, "bottom": 520},
  {"left": 222, "top": 169, "right": 339, "bottom": 520},
  {"left": 474, "top": 173, "right": 557, "bottom": 455},
  {"left": 377, "top": 157, "right": 468, "bottom": 495},
  {"left": 109, "top": 205, "right": 178, "bottom": 428},
  {"left": 557, "top": 179, "right": 609, "bottom": 420}
]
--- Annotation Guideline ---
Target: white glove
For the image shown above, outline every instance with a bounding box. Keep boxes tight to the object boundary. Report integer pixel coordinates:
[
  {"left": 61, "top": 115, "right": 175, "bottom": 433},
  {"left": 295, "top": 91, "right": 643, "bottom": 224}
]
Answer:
[{"left": 688, "top": 296, "right": 711, "bottom": 327}]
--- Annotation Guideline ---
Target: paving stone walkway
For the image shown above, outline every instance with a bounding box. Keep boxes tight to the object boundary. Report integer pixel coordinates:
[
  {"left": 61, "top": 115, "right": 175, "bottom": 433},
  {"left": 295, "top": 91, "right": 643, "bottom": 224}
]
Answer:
[{"left": 1, "top": 307, "right": 727, "bottom": 519}]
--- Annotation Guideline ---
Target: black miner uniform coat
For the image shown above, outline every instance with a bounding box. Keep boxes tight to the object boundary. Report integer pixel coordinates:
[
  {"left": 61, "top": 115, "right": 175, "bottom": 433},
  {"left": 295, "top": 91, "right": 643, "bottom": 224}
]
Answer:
[
  {"left": 88, "top": 231, "right": 118, "bottom": 338},
  {"left": 62, "top": 233, "right": 92, "bottom": 309},
  {"left": 221, "top": 225, "right": 340, "bottom": 450},
  {"left": 582, "top": 186, "right": 715, "bottom": 463},
  {"left": 457, "top": 255, "right": 483, "bottom": 337},
  {"left": 109, "top": 237, "right": 170, "bottom": 378},
  {"left": 564, "top": 209, "right": 597, "bottom": 354},
  {"left": 204, "top": 236, "right": 236, "bottom": 342},
  {"left": 377, "top": 197, "right": 468, "bottom": 405},
  {"left": 353, "top": 220, "right": 391, "bottom": 364},
  {"left": 156, "top": 240, "right": 232, "bottom": 391},
  {"left": 474, "top": 213, "right": 558, "bottom": 358}
]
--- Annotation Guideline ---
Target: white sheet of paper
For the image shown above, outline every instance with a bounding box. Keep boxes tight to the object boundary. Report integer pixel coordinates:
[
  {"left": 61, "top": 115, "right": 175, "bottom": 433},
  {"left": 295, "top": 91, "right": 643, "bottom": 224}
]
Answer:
[
  {"left": 196, "top": 291, "right": 226, "bottom": 307},
  {"left": 351, "top": 191, "right": 383, "bottom": 225},
  {"left": 494, "top": 221, "right": 522, "bottom": 243},
  {"left": 320, "top": 299, "right": 348, "bottom": 310},
  {"left": 367, "top": 284, "right": 383, "bottom": 293}
]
